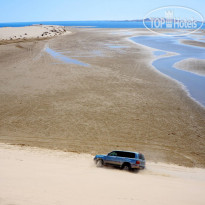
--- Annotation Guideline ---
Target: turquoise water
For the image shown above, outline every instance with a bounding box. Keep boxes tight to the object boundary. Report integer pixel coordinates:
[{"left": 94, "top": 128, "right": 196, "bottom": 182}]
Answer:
[
  {"left": 131, "top": 35, "right": 205, "bottom": 107},
  {"left": 0, "top": 21, "right": 205, "bottom": 29}
]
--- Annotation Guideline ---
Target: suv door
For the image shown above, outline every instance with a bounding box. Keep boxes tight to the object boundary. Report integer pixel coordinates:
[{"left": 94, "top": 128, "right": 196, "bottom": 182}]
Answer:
[
  {"left": 104, "top": 151, "right": 118, "bottom": 165},
  {"left": 115, "top": 151, "right": 126, "bottom": 166}
]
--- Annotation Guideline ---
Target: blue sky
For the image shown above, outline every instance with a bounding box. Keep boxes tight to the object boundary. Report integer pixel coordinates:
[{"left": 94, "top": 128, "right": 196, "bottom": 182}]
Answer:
[{"left": 0, "top": 0, "right": 204, "bottom": 22}]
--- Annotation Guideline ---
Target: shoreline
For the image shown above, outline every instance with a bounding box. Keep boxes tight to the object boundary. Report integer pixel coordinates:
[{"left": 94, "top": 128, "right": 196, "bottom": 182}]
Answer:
[
  {"left": 128, "top": 39, "right": 205, "bottom": 109},
  {"left": 129, "top": 34, "right": 205, "bottom": 108}
]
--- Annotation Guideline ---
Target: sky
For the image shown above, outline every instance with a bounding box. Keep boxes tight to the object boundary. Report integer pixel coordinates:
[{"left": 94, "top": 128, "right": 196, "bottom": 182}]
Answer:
[{"left": 0, "top": 0, "right": 205, "bottom": 23}]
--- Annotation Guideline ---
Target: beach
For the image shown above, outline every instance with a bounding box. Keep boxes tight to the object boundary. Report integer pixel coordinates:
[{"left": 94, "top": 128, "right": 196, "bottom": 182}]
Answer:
[
  {"left": 0, "top": 26, "right": 205, "bottom": 169},
  {"left": 1, "top": 143, "right": 205, "bottom": 205},
  {"left": 0, "top": 25, "right": 70, "bottom": 44}
]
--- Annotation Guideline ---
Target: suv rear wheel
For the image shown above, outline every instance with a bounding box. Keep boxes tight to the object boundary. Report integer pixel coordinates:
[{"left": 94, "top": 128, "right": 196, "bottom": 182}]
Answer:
[{"left": 121, "top": 163, "right": 131, "bottom": 171}]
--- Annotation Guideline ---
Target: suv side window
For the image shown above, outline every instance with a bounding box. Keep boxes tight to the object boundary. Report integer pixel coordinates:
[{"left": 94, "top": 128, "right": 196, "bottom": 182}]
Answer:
[
  {"left": 126, "top": 152, "right": 135, "bottom": 158},
  {"left": 108, "top": 151, "right": 117, "bottom": 156},
  {"left": 116, "top": 151, "right": 124, "bottom": 157},
  {"left": 117, "top": 151, "right": 135, "bottom": 158}
]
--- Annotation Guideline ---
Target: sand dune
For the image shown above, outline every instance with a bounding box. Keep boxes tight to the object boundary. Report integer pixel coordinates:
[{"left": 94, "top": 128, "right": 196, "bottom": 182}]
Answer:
[{"left": 0, "top": 143, "right": 205, "bottom": 205}]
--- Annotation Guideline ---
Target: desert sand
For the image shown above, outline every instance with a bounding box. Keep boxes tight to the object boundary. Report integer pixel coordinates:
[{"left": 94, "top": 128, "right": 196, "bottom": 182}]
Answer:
[
  {"left": 1, "top": 143, "right": 205, "bottom": 205},
  {"left": 0, "top": 27, "right": 205, "bottom": 168}
]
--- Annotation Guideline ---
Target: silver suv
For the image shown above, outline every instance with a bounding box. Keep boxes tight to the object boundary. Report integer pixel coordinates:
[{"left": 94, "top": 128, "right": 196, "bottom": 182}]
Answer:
[{"left": 94, "top": 150, "right": 145, "bottom": 170}]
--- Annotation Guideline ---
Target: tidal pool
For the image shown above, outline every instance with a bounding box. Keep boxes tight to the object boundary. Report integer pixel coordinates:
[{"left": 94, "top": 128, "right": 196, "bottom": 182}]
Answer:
[
  {"left": 45, "top": 47, "right": 89, "bottom": 67},
  {"left": 153, "top": 50, "right": 167, "bottom": 56},
  {"left": 131, "top": 35, "right": 205, "bottom": 107}
]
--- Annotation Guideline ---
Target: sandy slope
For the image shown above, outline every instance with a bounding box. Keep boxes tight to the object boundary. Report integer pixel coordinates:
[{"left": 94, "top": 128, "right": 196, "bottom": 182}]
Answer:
[{"left": 0, "top": 143, "right": 205, "bottom": 205}]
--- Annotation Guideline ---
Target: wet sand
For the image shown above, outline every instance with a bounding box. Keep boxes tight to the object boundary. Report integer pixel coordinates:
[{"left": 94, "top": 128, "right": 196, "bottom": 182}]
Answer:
[
  {"left": 182, "top": 40, "right": 205, "bottom": 48},
  {"left": 0, "top": 28, "right": 205, "bottom": 167},
  {"left": 175, "top": 58, "right": 205, "bottom": 76}
]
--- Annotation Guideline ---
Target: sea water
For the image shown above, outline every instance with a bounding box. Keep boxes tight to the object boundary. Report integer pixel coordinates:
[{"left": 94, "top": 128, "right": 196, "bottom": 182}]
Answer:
[{"left": 0, "top": 21, "right": 204, "bottom": 29}]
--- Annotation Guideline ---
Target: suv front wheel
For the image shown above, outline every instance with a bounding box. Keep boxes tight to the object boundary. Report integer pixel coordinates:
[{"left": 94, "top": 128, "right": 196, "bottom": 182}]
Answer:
[{"left": 96, "top": 159, "right": 104, "bottom": 167}]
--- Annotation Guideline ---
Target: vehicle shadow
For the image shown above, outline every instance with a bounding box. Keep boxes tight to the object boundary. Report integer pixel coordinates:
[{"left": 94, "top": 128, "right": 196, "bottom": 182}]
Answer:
[{"left": 97, "top": 164, "right": 141, "bottom": 174}]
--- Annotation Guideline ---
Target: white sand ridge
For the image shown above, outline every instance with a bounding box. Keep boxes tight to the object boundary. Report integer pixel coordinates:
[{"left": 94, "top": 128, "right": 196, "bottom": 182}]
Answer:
[
  {"left": 0, "top": 25, "right": 71, "bottom": 41},
  {"left": 0, "top": 143, "right": 205, "bottom": 205}
]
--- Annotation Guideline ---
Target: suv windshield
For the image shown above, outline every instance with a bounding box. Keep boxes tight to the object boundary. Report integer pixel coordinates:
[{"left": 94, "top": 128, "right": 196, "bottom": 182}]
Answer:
[{"left": 108, "top": 151, "right": 117, "bottom": 156}]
